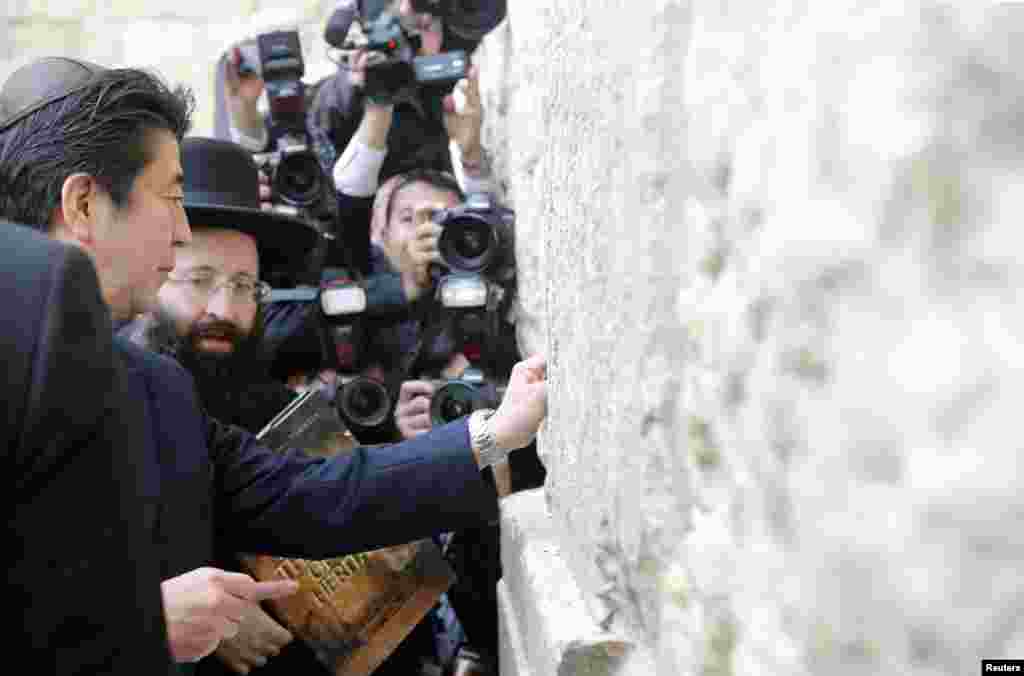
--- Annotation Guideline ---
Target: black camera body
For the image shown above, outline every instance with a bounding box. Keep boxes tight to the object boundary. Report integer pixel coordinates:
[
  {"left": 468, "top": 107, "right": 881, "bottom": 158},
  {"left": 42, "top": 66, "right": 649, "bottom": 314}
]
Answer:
[
  {"left": 406, "top": 192, "right": 518, "bottom": 379},
  {"left": 258, "top": 30, "right": 306, "bottom": 130},
  {"left": 318, "top": 268, "right": 372, "bottom": 373},
  {"left": 432, "top": 192, "right": 514, "bottom": 277},
  {"left": 361, "top": 11, "right": 468, "bottom": 102},
  {"left": 430, "top": 367, "right": 504, "bottom": 426},
  {"left": 264, "top": 269, "right": 400, "bottom": 441},
  {"left": 298, "top": 272, "right": 396, "bottom": 438},
  {"left": 256, "top": 143, "right": 335, "bottom": 221},
  {"left": 336, "top": 374, "right": 392, "bottom": 434},
  {"left": 248, "top": 30, "right": 337, "bottom": 227}
]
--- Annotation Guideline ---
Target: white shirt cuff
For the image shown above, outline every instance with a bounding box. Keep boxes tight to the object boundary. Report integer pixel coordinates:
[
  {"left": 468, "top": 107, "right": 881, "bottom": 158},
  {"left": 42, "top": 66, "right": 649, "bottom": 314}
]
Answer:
[{"left": 333, "top": 138, "right": 388, "bottom": 197}]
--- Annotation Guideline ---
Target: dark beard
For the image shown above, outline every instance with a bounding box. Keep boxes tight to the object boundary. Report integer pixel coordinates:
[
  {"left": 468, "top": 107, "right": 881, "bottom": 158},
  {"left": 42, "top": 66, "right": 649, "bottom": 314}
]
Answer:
[
  {"left": 139, "top": 309, "right": 269, "bottom": 401},
  {"left": 125, "top": 309, "right": 296, "bottom": 433}
]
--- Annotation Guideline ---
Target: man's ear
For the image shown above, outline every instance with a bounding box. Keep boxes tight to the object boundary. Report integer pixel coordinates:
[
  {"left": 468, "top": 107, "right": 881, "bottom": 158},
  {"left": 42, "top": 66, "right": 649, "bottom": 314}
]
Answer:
[{"left": 55, "top": 173, "right": 101, "bottom": 245}]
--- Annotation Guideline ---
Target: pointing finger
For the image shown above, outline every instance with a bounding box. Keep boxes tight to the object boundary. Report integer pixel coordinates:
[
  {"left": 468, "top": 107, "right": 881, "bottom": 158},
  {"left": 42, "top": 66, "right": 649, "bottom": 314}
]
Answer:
[{"left": 224, "top": 577, "right": 300, "bottom": 603}]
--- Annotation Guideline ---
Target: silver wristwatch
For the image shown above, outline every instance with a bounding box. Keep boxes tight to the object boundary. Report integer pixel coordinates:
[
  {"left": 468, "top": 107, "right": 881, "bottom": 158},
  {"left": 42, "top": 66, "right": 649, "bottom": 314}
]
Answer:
[{"left": 469, "top": 408, "right": 506, "bottom": 468}]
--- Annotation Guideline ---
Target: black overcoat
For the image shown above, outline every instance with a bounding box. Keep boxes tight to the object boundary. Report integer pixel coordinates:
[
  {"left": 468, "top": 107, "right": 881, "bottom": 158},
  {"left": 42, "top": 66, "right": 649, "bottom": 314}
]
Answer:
[{"left": 2, "top": 222, "right": 172, "bottom": 674}]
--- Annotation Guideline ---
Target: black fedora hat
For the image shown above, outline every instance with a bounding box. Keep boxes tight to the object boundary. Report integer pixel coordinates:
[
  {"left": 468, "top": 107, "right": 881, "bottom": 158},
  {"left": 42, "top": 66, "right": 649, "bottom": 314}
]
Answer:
[{"left": 181, "top": 137, "right": 320, "bottom": 273}]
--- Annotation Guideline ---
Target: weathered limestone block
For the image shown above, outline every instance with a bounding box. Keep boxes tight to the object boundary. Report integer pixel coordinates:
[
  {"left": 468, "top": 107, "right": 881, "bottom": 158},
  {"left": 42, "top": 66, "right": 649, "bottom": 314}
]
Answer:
[
  {"left": 499, "top": 490, "right": 632, "bottom": 676},
  {"left": 477, "top": 1, "right": 1024, "bottom": 675}
]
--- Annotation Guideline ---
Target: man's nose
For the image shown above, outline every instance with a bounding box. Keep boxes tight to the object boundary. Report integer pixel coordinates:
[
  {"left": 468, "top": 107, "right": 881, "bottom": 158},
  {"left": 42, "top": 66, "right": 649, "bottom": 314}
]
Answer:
[
  {"left": 174, "top": 209, "right": 192, "bottom": 247},
  {"left": 205, "top": 286, "right": 240, "bottom": 321}
]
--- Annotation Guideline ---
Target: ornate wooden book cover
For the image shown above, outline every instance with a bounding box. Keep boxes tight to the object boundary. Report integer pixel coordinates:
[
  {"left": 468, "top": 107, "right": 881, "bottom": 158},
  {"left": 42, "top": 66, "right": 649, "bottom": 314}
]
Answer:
[{"left": 241, "top": 390, "right": 455, "bottom": 676}]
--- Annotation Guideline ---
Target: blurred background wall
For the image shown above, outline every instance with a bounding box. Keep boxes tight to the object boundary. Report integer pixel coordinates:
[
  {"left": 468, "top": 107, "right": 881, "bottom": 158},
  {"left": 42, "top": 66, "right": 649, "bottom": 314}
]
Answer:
[
  {"left": 0, "top": 0, "right": 341, "bottom": 136},
  {"left": 5, "top": 2, "right": 1024, "bottom": 676}
]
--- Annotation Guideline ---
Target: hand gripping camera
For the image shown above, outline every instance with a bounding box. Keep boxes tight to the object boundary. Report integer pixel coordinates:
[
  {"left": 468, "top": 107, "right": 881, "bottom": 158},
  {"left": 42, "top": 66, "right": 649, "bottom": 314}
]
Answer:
[{"left": 244, "top": 30, "right": 337, "bottom": 224}]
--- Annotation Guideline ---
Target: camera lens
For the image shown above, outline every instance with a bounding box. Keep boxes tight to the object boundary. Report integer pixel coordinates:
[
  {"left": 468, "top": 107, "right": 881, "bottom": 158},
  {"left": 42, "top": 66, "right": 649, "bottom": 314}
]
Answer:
[
  {"left": 274, "top": 151, "right": 323, "bottom": 207},
  {"left": 430, "top": 381, "right": 482, "bottom": 426},
  {"left": 455, "top": 226, "right": 486, "bottom": 259},
  {"left": 441, "top": 397, "right": 472, "bottom": 421},
  {"left": 439, "top": 215, "right": 497, "bottom": 273},
  {"left": 338, "top": 377, "right": 391, "bottom": 427}
]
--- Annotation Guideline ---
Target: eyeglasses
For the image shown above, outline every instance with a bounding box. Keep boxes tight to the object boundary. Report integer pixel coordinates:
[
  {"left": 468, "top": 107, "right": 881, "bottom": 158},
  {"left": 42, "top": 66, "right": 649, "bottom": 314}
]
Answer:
[{"left": 165, "top": 272, "right": 271, "bottom": 305}]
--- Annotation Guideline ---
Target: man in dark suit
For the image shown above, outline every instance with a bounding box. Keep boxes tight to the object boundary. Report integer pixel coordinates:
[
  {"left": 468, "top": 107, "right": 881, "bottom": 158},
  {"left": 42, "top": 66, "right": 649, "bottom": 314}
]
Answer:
[
  {"left": 0, "top": 57, "right": 547, "bottom": 670},
  {"left": 0, "top": 221, "right": 173, "bottom": 674}
]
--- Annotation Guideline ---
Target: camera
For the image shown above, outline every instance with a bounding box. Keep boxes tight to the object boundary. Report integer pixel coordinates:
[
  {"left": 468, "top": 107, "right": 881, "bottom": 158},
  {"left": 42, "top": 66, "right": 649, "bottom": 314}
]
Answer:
[
  {"left": 308, "top": 271, "right": 398, "bottom": 439},
  {"left": 257, "top": 30, "right": 306, "bottom": 130},
  {"left": 335, "top": 374, "right": 392, "bottom": 431},
  {"left": 431, "top": 193, "right": 514, "bottom": 364},
  {"left": 434, "top": 273, "right": 502, "bottom": 360},
  {"left": 401, "top": 192, "right": 517, "bottom": 380},
  {"left": 264, "top": 271, "right": 402, "bottom": 441},
  {"left": 430, "top": 367, "right": 503, "bottom": 426},
  {"left": 362, "top": 12, "right": 468, "bottom": 101},
  {"left": 245, "top": 30, "right": 337, "bottom": 225},
  {"left": 432, "top": 192, "right": 514, "bottom": 277},
  {"left": 319, "top": 268, "right": 371, "bottom": 372},
  {"left": 339, "top": 9, "right": 468, "bottom": 102}
]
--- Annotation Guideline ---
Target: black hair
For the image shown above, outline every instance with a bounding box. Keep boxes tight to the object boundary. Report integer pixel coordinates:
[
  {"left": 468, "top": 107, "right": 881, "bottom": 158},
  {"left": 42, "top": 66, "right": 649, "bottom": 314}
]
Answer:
[
  {"left": 0, "top": 68, "right": 195, "bottom": 230},
  {"left": 385, "top": 167, "right": 464, "bottom": 225}
]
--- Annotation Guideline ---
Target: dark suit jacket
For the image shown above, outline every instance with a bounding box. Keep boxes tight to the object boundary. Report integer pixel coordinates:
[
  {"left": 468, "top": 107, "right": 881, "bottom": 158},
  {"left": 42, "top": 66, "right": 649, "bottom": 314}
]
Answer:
[
  {"left": 112, "top": 337, "right": 498, "bottom": 582},
  {"left": 1, "top": 222, "right": 172, "bottom": 674}
]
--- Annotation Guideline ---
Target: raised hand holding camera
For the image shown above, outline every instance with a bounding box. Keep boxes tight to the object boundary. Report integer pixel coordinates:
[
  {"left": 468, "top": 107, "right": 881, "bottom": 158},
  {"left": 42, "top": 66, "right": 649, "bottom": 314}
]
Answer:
[
  {"left": 398, "top": 202, "right": 446, "bottom": 300},
  {"left": 443, "top": 65, "right": 484, "bottom": 165}
]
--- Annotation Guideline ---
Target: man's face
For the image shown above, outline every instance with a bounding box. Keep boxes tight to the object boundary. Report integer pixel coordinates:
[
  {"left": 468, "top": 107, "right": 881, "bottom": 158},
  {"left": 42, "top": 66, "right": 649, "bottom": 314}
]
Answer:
[
  {"left": 156, "top": 227, "right": 261, "bottom": 356},
  {"left": 381, "top": 180, "right": 459, "bottom": 270},
  {"left": 90, "top": 129, "right": 190, "bottom": 318}
]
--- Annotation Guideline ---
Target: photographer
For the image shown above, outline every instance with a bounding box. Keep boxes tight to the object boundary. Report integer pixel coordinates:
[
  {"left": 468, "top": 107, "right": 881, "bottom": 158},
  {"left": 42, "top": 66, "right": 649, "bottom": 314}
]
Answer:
[
  {"left": 334, "top": 62, "right": 496, "bottom": 292},
  {"left": 317, "top": 0, "right": 504, "bottom": 181}
]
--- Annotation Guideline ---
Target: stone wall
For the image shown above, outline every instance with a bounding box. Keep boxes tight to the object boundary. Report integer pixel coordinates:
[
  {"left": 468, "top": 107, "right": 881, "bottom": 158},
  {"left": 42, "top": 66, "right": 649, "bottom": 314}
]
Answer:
[{"left": 476, "top": 1, "right": 1024, "bottom": 675}]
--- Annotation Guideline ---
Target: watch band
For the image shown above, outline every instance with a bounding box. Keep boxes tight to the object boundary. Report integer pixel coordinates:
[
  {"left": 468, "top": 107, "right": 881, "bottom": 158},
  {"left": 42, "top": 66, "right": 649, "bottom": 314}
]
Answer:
[{"left": 469, "top": 408, "right": 506, "bottom": 469}]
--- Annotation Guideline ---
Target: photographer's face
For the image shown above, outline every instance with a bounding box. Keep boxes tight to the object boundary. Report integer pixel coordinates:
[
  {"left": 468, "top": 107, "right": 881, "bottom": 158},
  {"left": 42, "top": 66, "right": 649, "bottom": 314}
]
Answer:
[
  {"left": 156, "top": 227, "right": 260, "bottom": 355},
  {"left": 382, "top": 181, "right": 458, "bottom": 268}
]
